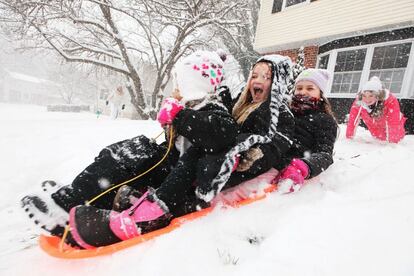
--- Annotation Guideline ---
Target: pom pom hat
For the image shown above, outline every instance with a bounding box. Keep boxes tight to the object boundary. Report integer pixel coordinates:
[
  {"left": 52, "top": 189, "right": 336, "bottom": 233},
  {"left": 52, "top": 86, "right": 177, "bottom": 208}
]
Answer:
[
  {"left": 173, "top": 50, "right": 226, "bottom": 102},
  {"left": 362, "top": 76, "right": 383, "bottom": 94},
  {"left": 295, "top": 68, "right": 331, "bottom": 93}
]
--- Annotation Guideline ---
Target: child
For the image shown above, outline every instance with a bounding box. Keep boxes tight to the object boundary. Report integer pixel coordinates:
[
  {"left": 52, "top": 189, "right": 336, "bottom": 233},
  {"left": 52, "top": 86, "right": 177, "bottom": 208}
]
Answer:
[
  {"left": 346, "top": 76, "right": 406, "bottom": 143},
  {"left": 68, "top": 55, "right": 296, "bottom": 247},
  {"left": 276, "top": 68, "right": 338, "bottom": 193},
  {"left": 21, "top": 50, "right": 237, "bottom": 241},
  {"left": 106, "top": 86, "right": 126, "bottom": 119}
]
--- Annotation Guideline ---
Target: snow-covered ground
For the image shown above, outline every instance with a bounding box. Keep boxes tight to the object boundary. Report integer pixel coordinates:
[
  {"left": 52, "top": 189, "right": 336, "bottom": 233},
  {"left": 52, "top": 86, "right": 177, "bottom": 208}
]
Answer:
[{"left": 0, "top": 103, "right": 413, "bottom": 276}]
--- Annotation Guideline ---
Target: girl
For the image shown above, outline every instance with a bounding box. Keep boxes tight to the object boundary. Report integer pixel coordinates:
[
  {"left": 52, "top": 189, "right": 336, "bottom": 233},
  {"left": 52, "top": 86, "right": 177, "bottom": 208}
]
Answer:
[
  {"left": 68, "top": 55, "right": 296, "bottom": 247},
  {"left": 275, "top": 68, "right": 338, "bottom": 193},
  {"left": 346, "top": 76, "right": 406, "bottom": 143},
  {"left": 21, "top": 50, "right": 238, "bottom": 240}
]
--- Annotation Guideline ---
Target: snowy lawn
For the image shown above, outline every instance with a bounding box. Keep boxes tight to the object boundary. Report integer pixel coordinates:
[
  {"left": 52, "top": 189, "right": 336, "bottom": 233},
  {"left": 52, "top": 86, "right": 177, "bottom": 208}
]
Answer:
[{"left": 0, "top": 103, "right": 413, "bottom": 276}]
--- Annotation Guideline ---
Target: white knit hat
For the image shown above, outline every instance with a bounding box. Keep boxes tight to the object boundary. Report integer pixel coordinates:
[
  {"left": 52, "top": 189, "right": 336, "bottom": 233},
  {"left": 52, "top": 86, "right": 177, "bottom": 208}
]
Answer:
[
  {"left": 173, "top": 50, "right": 225, "bottom": 102},
  {"left": 295, "top": 68, "right": 331, "bottom": 93},
  {"left": 362, "top": 76, "right": 383, "bottom": 94}
]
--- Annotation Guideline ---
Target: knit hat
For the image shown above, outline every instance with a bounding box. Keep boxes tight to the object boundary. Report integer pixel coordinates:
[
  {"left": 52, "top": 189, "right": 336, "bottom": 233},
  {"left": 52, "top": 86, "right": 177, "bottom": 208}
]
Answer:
[
  {"left": 173, "top": 50, "right": 226, "bottom": 102},
  {"left": 295, "top": 68, "right": 331, "bottom": 93},
  {"left": 362, "top": 76, "right": 383, "bottom": 94}
]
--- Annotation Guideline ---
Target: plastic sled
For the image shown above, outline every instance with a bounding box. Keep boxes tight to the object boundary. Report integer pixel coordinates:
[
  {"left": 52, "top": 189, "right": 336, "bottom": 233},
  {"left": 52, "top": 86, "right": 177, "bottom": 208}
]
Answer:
[{"left": 39, "top": 174, "right": 278, "bottom": 259}]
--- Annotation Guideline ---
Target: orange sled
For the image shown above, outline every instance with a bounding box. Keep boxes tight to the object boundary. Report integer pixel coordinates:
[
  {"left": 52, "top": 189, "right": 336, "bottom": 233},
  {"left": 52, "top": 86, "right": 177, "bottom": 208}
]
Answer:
[{"left": 39, "top": 184, "right": 277, "bottom": 259}]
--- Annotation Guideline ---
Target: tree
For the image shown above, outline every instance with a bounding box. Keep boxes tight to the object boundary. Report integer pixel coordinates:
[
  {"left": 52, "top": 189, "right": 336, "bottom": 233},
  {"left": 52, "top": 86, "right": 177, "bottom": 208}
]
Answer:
[
  {"left": 0, "top": 0, "right": 243, "bottom": 119},
  {"left": 210, "top": 0, "right": 261, "bottom": 81},
  {"left": 288, "top": 46, "right": 306, "bottom": 95}
]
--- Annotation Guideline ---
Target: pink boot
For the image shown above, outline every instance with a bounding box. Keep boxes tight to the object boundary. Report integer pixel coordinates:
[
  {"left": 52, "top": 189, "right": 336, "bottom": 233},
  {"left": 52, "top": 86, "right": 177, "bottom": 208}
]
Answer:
[
  {"left": 109, "top": 191, "right": 172, "bottom": 241},
  {"left": 69, "top": 190, "right": 171, "bottom": 248}
]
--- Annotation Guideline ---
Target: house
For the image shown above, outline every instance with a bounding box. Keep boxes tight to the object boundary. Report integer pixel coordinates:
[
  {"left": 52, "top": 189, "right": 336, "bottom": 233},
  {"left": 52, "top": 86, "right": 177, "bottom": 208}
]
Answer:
[
  {"left": 254, "top": 0, "right": 414, "bottom": 133},
  {"left": 0, "top": 68, "right": 62, "bottom": 105}
]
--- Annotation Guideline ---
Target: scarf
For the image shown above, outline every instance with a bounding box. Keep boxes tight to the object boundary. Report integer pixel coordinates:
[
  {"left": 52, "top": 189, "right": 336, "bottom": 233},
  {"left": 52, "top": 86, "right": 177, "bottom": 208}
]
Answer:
[{"left": 290, "top": 94, "right": 322, "bottom": 114}]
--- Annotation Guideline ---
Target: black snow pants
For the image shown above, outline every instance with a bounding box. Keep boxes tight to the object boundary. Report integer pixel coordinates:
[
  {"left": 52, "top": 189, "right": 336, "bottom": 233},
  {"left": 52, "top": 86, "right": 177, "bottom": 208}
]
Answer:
[{"left": 52, "top": 135, "right": 178, "bottom": 212}]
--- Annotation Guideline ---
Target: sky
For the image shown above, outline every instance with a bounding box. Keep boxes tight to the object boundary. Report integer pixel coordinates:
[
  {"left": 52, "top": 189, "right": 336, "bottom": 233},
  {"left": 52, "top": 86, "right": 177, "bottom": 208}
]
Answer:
[{"left": 0, "top": 103, "right": 413, "bottom": 276}]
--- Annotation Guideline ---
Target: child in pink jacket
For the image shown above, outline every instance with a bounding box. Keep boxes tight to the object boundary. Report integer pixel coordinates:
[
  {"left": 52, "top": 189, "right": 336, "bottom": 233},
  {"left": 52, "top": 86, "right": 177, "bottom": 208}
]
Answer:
[{"left": 346, "top": 76, "right": 406, "bottom": 143}]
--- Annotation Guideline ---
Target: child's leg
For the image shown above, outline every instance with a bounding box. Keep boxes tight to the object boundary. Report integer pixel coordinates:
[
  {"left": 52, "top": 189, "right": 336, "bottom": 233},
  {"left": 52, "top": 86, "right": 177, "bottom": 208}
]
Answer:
[
  {"left": 53, "top": 135, "right": 176, "bottom": 211},
  {"left": 22, "top": 135, "right": 176, "bottom": 236},
  {"left": 154, "top": 146, "right": 202, "bottom": 216}
]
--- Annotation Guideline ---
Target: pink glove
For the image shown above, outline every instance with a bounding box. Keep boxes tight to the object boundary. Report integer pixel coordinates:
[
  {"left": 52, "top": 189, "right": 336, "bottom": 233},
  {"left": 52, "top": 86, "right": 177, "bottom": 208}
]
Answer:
[
  {"left": 276, "top": 158, "right": 309, "bottom": 194},
  {"left": 157, "top": 98, "right": 184, "bottom": 126}
]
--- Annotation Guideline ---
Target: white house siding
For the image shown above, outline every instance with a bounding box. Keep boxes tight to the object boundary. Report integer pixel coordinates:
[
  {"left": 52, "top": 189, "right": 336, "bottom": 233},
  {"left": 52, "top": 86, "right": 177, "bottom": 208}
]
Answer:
[{"left": 255, "top": 0, "right": 414, "bottom": 53}]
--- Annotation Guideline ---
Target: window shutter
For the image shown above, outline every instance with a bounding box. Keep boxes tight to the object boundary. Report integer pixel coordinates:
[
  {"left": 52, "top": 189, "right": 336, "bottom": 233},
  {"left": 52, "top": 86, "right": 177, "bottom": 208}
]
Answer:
[{"left": 272, "top": 0, "right": 283, "bottom": 13}]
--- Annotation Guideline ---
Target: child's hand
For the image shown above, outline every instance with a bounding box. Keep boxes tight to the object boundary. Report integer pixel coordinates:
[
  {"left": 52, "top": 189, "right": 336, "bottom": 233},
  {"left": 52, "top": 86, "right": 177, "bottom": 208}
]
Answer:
[
  {"left": 276, "top": 158, "right": 309, "bottom": 194},
  {"left": 236, "top": 147, "right": 263, "bottom": 172},
  {"left": 157, "top": 98, "right": 184, "bottom": 126}
]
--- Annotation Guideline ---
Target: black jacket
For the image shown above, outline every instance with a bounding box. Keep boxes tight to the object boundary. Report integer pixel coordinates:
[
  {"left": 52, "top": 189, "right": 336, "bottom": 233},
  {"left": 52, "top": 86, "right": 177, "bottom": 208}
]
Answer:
[
  {"left": 173, "top": 101, "right": 238, "bottom": 154},
  {"left": 287, "top": 109, "right": 338, "bottom": 178}
]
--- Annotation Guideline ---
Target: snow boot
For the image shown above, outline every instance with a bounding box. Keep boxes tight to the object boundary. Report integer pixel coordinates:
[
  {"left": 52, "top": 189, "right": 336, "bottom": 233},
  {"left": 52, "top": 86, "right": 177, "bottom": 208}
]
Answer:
[
  {"left": 112, "top": 185, "right": 143, "bottom": 212},
  {"left": 20, "top": 180, "right": 69, "bottom": 235},
  {"left": 69, "top": 189, "right": 172, "bottom": 248},
  {"left": 69, "top": 206, "right": 122, "bottom": 248}
]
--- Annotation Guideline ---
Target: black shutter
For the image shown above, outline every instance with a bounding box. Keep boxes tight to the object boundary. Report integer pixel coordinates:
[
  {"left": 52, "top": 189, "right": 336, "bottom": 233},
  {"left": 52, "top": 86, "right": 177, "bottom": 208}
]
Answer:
[{"left": 272, "top": 0, "right": 283, "bottom": 13}]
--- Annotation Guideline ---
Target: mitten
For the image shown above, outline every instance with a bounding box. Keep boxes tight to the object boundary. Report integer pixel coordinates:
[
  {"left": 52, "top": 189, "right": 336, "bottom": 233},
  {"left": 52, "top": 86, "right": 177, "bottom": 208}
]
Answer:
[
  {"left": 236, "top": 147, "right": 263, "bottom": 172},
  {"left": 121, "top": 104, "right": 125, "bottom": 110},
  {"left": 105, "top": 100, "right": 109, "bottom": 105},
  {"left": 276, "top": 158, "right": 309, "bottom": 194},
  {"left": 157, "top": 98, "right": 184, "bottom": 126},
  {"left": 217, "top": 85, "right": 232, "bottom": 105}
]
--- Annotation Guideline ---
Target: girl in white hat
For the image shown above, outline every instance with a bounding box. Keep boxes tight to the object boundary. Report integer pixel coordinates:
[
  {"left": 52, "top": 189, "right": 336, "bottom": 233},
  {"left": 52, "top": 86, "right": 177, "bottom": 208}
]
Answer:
[{"left": 346, "top": 76, "right": 406, "bottom": 143}]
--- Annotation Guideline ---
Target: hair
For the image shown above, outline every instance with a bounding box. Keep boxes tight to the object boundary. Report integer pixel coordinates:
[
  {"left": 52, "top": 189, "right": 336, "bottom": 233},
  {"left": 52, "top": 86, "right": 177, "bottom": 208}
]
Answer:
[
  {"left": 232, "top": 61, "right": 272, "bottom": 124},
  {"left": 357, "top": 89, "right": 387, "bottom": 118},
  {"left": 319, "top": 92, "right": 337, "bottom": 121}
]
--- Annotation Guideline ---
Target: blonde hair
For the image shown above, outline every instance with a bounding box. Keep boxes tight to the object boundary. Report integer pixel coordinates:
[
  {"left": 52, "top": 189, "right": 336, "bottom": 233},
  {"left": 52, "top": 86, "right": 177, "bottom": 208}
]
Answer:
[{"left": 232, "top": 62, "right": 271, "bottom": 124}]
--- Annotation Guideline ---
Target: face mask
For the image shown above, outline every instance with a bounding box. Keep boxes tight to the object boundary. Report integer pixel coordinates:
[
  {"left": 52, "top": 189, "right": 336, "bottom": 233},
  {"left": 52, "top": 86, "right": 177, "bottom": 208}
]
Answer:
[{"left": 291, "top": 94, "right": 322, "bottom": 114}]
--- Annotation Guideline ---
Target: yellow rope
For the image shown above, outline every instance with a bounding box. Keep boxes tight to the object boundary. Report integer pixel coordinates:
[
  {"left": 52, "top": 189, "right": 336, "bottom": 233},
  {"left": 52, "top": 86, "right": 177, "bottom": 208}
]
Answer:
[
  {"left": 60, "top": 225, "right": 70, "bottom": 252},
  {"left": 59, "top": 127, "right": 175, "bottom": 251}
]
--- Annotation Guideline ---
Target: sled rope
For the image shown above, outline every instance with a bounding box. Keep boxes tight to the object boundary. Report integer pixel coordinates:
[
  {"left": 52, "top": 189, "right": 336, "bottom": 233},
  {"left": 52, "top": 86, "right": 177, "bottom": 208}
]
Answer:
[{"left": 59, "top": 127, "right": 175, "bottom": 251}]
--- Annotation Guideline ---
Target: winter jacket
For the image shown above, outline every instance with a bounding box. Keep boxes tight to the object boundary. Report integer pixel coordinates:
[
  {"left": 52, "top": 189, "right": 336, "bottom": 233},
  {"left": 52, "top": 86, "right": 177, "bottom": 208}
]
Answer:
[
  {"left": 287, "top": 109, "right": 337, "bottom": 178},
  {"left": 173, "top": 99, "right": 239, "bottom": 154},
  {"left": 346, "top": 91, "right": 406, "bottom": 143}
]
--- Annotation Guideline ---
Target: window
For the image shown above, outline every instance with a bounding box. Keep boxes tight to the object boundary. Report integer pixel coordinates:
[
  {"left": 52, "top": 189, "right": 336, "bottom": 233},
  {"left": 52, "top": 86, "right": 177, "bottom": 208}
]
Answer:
[
  {"left": 319, "top": 40, "right": 413, "bottom": 96},
  {"left": 332, "top": 49, "right": 366, "bottom": 94},
  {"left": 100, "top": 89, "right": 109, "bottom": 100},
  {"left": 285, "top": 0, "right": 307, "bottom": 8},
  {"left": 272, "top": 0, "right": 310, "bottom": 13},
  {"left": 369, "top": 43, "right": 411, "bottom": 93},
  {"left": 317, "top": 55, "right": 329, "bottom": 69}
]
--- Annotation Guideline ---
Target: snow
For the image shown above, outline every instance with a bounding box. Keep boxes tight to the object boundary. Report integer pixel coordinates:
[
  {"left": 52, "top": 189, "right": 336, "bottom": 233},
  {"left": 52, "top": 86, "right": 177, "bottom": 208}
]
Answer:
[{"left": 1, "top": 103, "right": 414, "bottom": 276}]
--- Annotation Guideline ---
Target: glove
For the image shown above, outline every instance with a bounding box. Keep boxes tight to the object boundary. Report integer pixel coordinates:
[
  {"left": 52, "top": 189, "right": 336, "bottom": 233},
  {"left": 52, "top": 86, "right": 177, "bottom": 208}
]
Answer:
[
  {"left": 105, "top": 100, "right": 109, "bottom": 105},
  {"left": 236, "top": 147, "right": 263, "bottom": 172},
  {"left": 121, "top": 104, "right": 125, "bottom": 110},
  {"left": 276, "top": 158, "right": 309, "bottom": 194},
  {"left": 217, "top": 86, "right": 231, "bottom": 103},
  {"left": 157, "top": 98, "right": 184, "bottom": 126}
]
